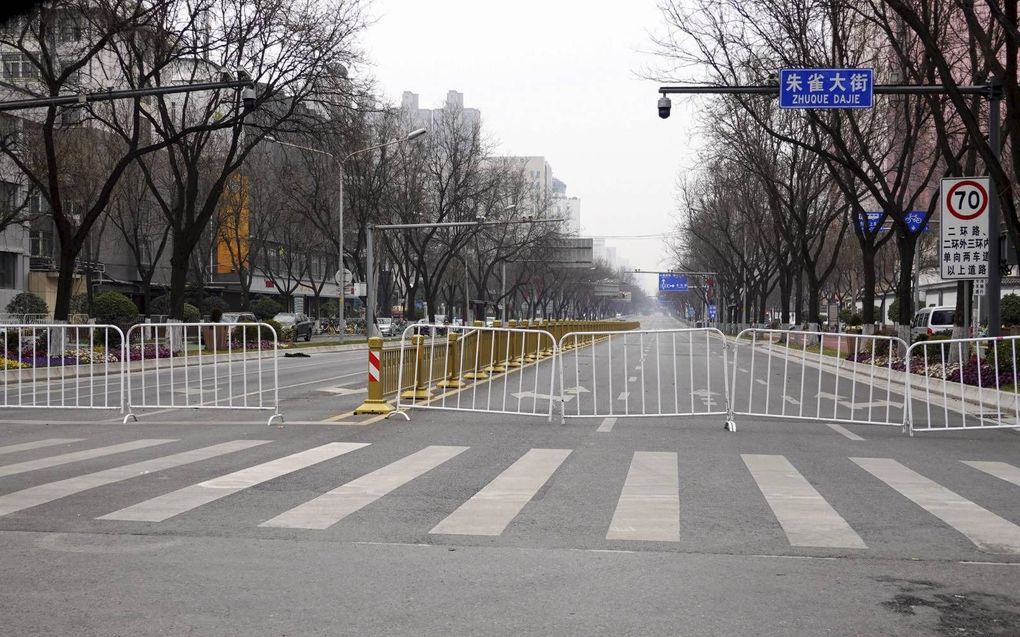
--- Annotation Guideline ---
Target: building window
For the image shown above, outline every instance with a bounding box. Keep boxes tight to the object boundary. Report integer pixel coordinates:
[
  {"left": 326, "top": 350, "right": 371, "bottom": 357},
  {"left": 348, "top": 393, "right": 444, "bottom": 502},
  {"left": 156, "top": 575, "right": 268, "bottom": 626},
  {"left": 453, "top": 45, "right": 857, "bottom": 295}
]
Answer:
[
  {"left": 0, "top": 251, "right": 18, "bottom": 288},
  {"left": 1, "top": 53, "right": 39, "bottom": 80},
  {"left": 0, "top": 114, "right": 21, "bottom": 147}
]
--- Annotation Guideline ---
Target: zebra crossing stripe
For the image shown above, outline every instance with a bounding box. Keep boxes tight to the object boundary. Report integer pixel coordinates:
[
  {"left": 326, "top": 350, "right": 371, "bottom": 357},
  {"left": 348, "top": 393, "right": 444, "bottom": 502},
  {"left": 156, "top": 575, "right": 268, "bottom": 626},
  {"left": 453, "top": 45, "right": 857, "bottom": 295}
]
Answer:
[
  {"left": 100, "top": 442, "right": 370, "bottom": 522},
  {"left": 852, "top": 457, "right": 1020, "bottom": 554},
  {"left": 607, "top": 451, "right": 680, "bottom": 542},
  {"left": 742, "top": 454, "right": 866, "bottom": 549},
  {"left": 0, "top": 439, "right": 176, "bottom": 478},
  {"left": 961, "top": 461, "right": 1020, "bottom": 487},
  {"left": 0, "top": 440, "right": 270, "bottom": 518},
  {"left": 261, "top": 445, "right": 468, "bottom": 530},
  {"left": 0, "top": 439, "right": 83, "bottom": 457},
  {"left": 431, "top": 448, "right": 571, "bottom": 536}
]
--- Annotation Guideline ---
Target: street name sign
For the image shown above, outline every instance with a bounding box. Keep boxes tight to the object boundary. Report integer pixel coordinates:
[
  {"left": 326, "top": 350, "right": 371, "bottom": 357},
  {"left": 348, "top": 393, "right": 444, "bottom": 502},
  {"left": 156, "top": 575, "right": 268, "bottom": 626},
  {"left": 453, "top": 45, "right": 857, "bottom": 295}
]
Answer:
[
  {"left": 779, "top": 69, "right": 874, "bottom": 109},
  {"left": 658, "top": 273, "right": 688, "bottom": 291},
  {"left": 940, "top": 177, "right": 990, "bottom": 280}
]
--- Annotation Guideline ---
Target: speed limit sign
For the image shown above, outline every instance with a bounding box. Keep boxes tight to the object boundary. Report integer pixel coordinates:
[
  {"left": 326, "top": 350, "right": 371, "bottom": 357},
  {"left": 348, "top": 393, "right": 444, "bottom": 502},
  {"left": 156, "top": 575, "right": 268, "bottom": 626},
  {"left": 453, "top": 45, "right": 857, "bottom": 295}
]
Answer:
[{"left": 940, "top": 177, "right": 990, "bottom": 280}]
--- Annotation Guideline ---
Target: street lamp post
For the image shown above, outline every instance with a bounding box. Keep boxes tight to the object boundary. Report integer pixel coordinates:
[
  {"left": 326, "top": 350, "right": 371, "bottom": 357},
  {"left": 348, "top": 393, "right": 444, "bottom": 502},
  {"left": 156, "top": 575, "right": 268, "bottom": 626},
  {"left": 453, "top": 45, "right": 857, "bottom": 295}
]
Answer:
[{"left": 265, "top": 128, "right": 426, "bottom": 338}]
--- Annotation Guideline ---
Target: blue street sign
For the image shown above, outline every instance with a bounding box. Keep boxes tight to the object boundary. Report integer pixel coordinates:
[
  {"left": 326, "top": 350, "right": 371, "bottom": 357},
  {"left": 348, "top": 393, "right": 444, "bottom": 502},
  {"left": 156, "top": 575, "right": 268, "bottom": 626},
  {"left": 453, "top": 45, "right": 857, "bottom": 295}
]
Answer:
[
  {"left": 658, "top": 273, "right": 688, "bottom": 292},
  {"left": 856, "top": 211, "right": 929, "bottom": 234},
  {"left": 686, "top": 307, "right": 695, "bottom": 319},
  {"left": 708, "top": 304, "right": 717, "bottom": 320},
  {"left": 779, "top": 68, "right": 874, "bottom": 109}
]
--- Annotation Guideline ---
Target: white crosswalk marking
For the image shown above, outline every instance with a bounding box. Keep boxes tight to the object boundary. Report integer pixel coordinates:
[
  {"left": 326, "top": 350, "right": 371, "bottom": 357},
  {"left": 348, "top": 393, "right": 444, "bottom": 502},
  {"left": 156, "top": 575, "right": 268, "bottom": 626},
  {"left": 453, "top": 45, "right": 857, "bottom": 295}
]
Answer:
[
  {"left": 852, "top": 457, "right": 1020, "bottom": 554},
  {"left": 0, "top": 438, "right": 83, "bottom": 457},
  {"left": 260, "top": 445, "right": 468, "bottom": 530},
  {"left": 0, "top": 440, "right": 269, "bottom": 517},
  {"left": 743, "top": 454, "right": 866, "bottom": 549},
  {"left": 100, "top": 442, "right": 369, "bottom": 522},
  {"left": 607, "top": 451, "right": 680, "bottom": 542},
  {"left": 0, "top": 439, "right": 175, "bottom": 478},
  {"left": 431, "top": 448, "right": 571, "bottom": 536},
  {"left": 961, "top": 461, "right": 1020, "bottom": 487}
]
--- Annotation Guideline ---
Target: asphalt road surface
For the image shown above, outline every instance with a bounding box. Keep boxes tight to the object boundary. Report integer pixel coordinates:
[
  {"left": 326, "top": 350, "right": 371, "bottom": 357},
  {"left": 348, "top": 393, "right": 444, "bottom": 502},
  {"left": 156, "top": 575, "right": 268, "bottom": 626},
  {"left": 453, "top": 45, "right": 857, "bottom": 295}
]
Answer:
[{"left": 0, "top": 316, "right": 1018, "bottom": 636}]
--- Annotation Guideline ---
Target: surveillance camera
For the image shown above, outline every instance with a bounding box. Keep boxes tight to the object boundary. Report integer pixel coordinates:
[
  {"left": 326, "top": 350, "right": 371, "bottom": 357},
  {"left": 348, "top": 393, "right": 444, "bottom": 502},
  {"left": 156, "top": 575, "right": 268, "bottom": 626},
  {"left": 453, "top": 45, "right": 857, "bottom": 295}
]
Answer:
[
  {"left": 657, "top": 95, "right": 671, "bottom": 119},
  {"left": 241, "top": 84, "right": 256, "bottom": 113}
]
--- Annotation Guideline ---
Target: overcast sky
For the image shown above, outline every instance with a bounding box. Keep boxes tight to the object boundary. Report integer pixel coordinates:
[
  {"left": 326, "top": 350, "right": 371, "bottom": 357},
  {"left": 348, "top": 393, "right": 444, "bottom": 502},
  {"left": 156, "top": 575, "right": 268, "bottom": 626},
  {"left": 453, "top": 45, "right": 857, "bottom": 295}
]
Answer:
[{"left": 361, "top": 0, "right": 701, "bottom": 293}]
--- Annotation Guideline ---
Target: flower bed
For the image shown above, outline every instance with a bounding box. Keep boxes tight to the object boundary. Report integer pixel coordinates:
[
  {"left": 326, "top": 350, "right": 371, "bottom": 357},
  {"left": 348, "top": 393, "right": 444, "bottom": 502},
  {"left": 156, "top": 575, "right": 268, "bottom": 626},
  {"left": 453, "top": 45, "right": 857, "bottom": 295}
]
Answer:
[{"left": 846, "top": 351, "right": 1015, "bottom": 389}]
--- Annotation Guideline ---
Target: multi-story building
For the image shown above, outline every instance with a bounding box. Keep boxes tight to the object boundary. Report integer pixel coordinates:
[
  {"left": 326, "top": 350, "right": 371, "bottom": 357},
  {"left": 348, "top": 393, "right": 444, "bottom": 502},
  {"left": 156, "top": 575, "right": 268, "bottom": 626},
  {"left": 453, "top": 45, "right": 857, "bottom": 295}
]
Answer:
[{"left": 551, "top": 177, "right": 581, "bottom": 235}]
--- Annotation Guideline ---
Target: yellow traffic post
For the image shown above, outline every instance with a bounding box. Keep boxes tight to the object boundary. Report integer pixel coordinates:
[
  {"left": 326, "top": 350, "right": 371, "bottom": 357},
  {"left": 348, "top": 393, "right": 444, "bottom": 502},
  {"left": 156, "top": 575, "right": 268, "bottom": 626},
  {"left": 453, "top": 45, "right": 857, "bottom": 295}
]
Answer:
[
  {"left": 464, "top": 321, "right": 489, "bottom": 379},
  {"left": 437, "top": 332, "right": 466, "bottom": 388},
  {"left": 489, "top": 320, "right": 508, "bottom": 373},
  {"left": 507, "top": 320, "right": 523, "bottom": 368},
  {"left": 354, "top": 337, "right": 394, "bottom": 415},
  {"left": 399, "top": 335, "right": 431, "bottom": 401}
]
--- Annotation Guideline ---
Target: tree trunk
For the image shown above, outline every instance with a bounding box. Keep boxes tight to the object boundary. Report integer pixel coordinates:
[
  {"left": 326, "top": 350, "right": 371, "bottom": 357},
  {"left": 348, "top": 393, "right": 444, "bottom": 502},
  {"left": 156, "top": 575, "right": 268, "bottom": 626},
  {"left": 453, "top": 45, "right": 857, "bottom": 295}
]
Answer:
[
  {"left": 168, "top": 240, "right": 190, "bottom": 320},
  {"left": 861, "top": 245, "right": 877, "bottom": 335},
  {"left": 895, "top": 233, "right": 916, "bottom": 349},
  {"left": 53, "top": 244, "right": 78, "bottom": 321}
]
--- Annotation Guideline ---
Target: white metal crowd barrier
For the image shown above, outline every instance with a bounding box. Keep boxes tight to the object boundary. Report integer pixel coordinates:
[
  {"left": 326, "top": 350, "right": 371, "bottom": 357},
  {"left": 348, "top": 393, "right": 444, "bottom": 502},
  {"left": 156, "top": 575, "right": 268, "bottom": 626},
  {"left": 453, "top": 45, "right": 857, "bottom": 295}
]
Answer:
[
  {"left": 393, "top": 323, "right": 558, "bottom": 420},
  {"left": 558, "top": 328, "right": 735, "bottom": 430},
  {"left": 122, "top": 322, "right": 282, "bottom": 425},
  {"left": 905, "top": 335, "right": 1020, "bottom": 434},
  {"left": 0, "top": 323, "right": 125, "bottom": 410},
  {"left": 729, "top": 329, "right": 908, "bottom": 428}
]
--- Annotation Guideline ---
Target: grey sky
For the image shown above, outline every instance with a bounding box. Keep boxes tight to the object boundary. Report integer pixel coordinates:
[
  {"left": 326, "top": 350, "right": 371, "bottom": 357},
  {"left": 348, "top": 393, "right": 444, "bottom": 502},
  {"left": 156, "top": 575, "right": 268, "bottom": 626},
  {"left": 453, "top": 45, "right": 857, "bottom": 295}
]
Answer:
[{"left": 362, "top": 0, "right": 701, "bottom": 293}]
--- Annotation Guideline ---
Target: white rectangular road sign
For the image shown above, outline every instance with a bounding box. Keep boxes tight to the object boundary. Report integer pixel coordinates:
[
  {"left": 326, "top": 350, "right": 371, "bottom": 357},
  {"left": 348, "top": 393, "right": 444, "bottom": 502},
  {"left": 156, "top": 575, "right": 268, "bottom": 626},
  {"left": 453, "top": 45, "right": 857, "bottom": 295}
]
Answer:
[{"left": 940, "top": 177, "right": 990, "bottom": 280}]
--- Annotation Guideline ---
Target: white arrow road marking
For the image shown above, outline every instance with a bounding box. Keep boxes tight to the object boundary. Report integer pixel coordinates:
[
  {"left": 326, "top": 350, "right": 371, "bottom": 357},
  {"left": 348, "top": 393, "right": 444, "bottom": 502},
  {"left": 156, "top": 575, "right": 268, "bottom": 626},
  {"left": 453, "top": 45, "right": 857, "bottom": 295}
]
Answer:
[
  {"left": 628, "top": 376, "right": 637, "bottom": 383},
  {"left": 784, "top": 396, "right": 801, "bottom": 406},
  {"left": 617, "top": 392, "right": 629, "bottom": 401},
  {"left": 816, "top": 392, "right": 892, "bottom": 410},
  {"left": 318, "top": 386, "right": 366, "bottom": 395},
  {"left": 564, "top": 386, "right": 590, "bottom": 394},
  {"left": 512, "top": 391, "right": 574, "bottom": 403},
  {"left": 755, "top": 379, "right": 768, "bottom": 386}
]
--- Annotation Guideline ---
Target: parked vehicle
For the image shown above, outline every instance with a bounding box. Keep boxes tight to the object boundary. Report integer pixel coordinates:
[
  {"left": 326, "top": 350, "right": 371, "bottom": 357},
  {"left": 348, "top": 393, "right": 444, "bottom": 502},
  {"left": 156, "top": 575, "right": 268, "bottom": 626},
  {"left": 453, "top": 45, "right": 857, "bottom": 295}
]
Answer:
[
  {"left": 911, "top": 306, "right": 955, "bottom": 340},
  {"left": 273, "top": 312, "right": 314, "bottom": 342},
  {"left": 220, "top": 312, "right": 257, "bottom": 324},
  {"left": 377, "top": 317, "right": 393, "bottom": 336}
]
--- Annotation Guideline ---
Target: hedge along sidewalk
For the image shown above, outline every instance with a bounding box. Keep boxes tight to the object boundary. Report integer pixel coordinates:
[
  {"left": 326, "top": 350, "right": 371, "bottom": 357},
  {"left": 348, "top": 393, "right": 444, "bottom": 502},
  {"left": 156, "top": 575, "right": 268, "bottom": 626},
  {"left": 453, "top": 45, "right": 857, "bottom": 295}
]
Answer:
[
  {"left": 0, "top": 339, "right": 381, "bottom": 385},
  {"left": 730, "top": 334, "right": 1020, "bottom": 424}
]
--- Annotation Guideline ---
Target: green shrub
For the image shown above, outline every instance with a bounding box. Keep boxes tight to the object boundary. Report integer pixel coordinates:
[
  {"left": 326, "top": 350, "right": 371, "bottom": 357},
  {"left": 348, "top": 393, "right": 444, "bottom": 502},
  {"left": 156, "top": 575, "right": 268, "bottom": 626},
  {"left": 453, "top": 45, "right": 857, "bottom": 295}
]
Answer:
[
  {"left": 70, "top": 293, "right": 89, "bottom": 316},
  {"left": 203, "top": 296, "right": 229, "bottom": 315},
  {"left": 209, "top": 307, "right": 223, "bottom": 323},
  {"left": 5, "top": 292, "right": 48, "bottom": 316},
  {"left": 987, "top": 339, "right": 1020, "bottom": 372},
  {"left": 1001, "top": 294, "right": 1020, "bottom": 326},
  {"left": 182, "top": 303, "right": 201, "bottom": 323},
  {"left": 279, "top": 326, "right": 296, "bottom": 342},
  {"left": 91, "top": 292, "right": 139, "bottom": 325},
  {"left": 251, "top": 297, "right": 282, "bottom": 320},
  {"left": 148, "top": 295, "right": 169, "bottom": 315},
  {"left": 837, "top": 308, "right": 853, "bottom": 324},
  {"left": 848, "top": 312, "right": 863, "bottom": 326}
]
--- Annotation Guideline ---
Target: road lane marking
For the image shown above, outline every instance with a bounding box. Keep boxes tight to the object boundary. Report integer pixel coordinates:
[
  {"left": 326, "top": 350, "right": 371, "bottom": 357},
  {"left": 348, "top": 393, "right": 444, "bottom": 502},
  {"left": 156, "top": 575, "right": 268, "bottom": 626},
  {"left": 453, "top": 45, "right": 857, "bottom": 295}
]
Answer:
[
  {"left": 739, "top": 367, "right": 749, "bottom": 373},
  {"left": 852, "top": 457, "right": 1020, "bottom": 554},
  {"left": 260, "top": 445, "right": 468, "bottom": 529},
  {"left": 628, "top": 376, "right": 637, "bottom": 383},
  {"left": 607, "top": 451, "right": 680, "bottom": 542},
  {"left": 617, "top": 392, "right": 629, "bottom": 401},
  {"left": 961, "top": 461, "right": 1020, "bottom": 487},
  {"left": 754, "top": 379, "right": 768, "bottom": 386},
  {"left": 0, "top": 439, "right": 175, "bottom": 478},
  {"left": 0, "top": 439, "right": 83, "bottom": 457},
  {"left": 0, "top": 440, "right": 268, "bottom": 517},
  {"left": 100, "top": 442, "right": 368, "bottom": 522},
  {"left": 430, "top": 448, "right": 571, "bottom": 536},
  {"left": 827, "top": 423, "right": 865, "bottom": 440},
  {"left": 742, "top": 454, "right": 866, "bottom": 549},
  {"left": 597, "top": 417, "right": 617, "bottom": 433}
]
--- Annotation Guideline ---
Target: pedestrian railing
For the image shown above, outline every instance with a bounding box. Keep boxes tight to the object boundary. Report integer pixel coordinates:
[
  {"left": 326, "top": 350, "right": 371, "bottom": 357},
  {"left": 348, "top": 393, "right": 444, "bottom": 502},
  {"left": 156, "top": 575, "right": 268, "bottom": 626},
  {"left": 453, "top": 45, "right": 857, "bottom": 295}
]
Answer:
[
  {"left": 558, "top": 327, "right": 733, "bottom": 428},
  {"left": 730, "top": 329, "right": 908, "bottom": 428},
  {"left": 0, "top": 323, "right": 125, "bottom": 410},
  {"left": 905, "top": 335, "right": 1020, "bottom": 434},
  {"left": 122, "top": 322, "right": 282, "bottom": 425},
  {"left": 390, "top": 321, "right": 559, "bottom": 420}
]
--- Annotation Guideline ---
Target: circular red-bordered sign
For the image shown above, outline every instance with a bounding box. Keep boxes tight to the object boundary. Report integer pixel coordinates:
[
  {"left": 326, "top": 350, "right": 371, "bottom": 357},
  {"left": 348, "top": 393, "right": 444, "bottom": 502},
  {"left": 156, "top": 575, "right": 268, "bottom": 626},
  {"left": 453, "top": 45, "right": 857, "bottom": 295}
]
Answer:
[{"left": 945, "top": 179, "right": 988, "bottom": 220}]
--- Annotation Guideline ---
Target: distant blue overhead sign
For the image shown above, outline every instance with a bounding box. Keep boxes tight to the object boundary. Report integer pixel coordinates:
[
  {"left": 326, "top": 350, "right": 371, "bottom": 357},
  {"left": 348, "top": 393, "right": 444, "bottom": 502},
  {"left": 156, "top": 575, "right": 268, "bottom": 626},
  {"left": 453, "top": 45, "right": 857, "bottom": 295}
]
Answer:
[
  {"left": 658, "top": 273, "right": 688, "bottom": 292},
  {"left": 856, "top": 211, "right": 929, "bottom": 234},
  {"left": 708, "top": 304, "right": 717, "bottom": 320},
  {"left": 779, "top": 68, "right": 873, "bottom": 109}
]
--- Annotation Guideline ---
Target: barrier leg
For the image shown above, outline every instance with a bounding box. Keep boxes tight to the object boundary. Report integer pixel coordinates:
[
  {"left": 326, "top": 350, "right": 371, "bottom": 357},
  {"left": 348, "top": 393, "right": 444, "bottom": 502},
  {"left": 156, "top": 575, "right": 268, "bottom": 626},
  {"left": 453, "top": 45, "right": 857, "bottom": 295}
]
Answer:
[
  {"left": 464, "top": 323, "right": 489, "bottom": 380},
  {"left": 355, "top": 337, "right": 394, "bottom": 414}
]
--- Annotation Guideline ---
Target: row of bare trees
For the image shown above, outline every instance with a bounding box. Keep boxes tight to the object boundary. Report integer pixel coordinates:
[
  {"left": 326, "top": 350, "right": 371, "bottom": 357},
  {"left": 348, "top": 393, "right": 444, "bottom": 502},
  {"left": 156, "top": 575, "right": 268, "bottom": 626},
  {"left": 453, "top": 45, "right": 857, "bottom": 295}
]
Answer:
[{"left": 655, "top": 0, "right": 1017, "bottom": 338}]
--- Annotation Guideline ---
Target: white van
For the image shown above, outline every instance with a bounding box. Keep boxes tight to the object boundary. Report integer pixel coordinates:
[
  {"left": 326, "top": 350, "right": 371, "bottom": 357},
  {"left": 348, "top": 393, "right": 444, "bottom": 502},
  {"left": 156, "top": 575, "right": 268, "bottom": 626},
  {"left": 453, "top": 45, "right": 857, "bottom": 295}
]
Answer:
[{"left": 911, "top": 306, "right": 955, "bottom": 339}]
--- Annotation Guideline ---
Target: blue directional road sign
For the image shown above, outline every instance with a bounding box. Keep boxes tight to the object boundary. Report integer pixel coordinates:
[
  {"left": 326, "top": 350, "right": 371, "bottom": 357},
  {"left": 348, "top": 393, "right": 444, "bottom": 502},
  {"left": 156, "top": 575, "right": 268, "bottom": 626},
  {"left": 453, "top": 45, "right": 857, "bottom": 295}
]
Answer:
[
  {"left": 658, "top": 273, "right": 688, "bottom": 292},
  {"left": 708, "top": 304, "right": 717, "bottom": 320},
  {"left": 856, "top": 211, "right": 929, "bottom": 234},
  {"left": 779, "top": 68, "right": 873, "bottom": 109},
  {"left": 687, "top": 307, "right": 695, "bottom": 320}
]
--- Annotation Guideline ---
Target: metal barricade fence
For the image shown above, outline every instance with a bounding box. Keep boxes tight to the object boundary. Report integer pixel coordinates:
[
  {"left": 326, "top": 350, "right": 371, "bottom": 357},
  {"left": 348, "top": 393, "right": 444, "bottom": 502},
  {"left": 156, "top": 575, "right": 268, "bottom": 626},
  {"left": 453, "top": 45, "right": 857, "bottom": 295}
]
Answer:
[
  {"left": 905, "top": 335, "right": 1020, "bottom": 434},
  {"left": 122, "top": 322, "right": 282, "bottom": 425},
  {"left": 0, "top": 323, "right": 125, "bottom": 410},
  {"left": 394, "top": 323, "right": 558, "bottom": 420},
  {"left": 558, "top": 328, "right": 734, "bottom": 429},
  {"left": 730, "top": 329, "right": 907, "bottom": 428}
]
